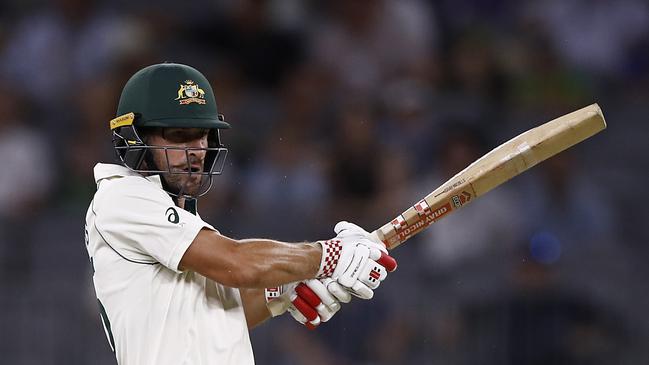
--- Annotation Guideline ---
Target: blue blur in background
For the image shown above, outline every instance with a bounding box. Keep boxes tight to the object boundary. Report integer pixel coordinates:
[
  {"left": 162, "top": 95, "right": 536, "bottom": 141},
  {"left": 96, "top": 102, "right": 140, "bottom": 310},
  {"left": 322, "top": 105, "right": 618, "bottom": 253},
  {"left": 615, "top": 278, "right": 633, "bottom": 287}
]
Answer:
[{"left": 530, "top": 232, "right": 561, "bottom": 264}]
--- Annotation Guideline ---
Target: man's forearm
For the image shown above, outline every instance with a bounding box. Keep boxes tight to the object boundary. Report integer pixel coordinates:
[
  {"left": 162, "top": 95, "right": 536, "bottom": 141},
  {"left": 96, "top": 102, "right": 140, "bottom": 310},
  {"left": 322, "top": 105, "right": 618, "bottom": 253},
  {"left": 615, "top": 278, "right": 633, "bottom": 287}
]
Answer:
[
  {"left": 231, "top": 239, "right": 322, "bottom": 287},
  {"left": 180, "top": 229, "right": 323, "bottom": 289}
]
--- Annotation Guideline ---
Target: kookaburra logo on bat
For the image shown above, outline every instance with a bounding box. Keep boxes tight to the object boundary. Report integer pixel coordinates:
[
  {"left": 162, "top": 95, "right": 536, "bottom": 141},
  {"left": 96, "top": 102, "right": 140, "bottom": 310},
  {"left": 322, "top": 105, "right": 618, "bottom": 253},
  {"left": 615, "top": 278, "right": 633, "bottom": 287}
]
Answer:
[{"left": 175, "top": 80, "right": 206, "bottom": 105}]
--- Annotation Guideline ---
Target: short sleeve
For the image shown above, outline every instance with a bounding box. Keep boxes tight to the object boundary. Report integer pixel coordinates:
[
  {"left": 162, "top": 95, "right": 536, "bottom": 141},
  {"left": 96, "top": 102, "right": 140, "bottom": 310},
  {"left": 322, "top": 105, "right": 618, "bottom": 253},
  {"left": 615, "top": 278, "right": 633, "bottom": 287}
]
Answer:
[{"left": 93, "top": 177, "right": 215, "bottom": 273}]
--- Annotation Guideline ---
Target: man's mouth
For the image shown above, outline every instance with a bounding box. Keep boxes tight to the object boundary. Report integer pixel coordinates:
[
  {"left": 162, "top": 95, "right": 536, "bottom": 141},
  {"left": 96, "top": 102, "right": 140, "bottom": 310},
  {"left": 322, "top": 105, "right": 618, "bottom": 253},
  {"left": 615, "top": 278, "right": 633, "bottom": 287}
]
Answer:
[
  {"left": 186, "top": 167, "right": 201, "bottom": 173},
  {"left": 177, "top": 164, "right": 203, "bottom": 173}
]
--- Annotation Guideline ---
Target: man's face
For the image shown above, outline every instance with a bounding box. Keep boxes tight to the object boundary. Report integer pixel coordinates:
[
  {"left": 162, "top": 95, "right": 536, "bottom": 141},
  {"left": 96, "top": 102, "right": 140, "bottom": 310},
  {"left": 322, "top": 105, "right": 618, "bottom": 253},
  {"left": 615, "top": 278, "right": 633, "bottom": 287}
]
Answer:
[{"left": 146, "top": 128, "right": 209, "bottom": 196}]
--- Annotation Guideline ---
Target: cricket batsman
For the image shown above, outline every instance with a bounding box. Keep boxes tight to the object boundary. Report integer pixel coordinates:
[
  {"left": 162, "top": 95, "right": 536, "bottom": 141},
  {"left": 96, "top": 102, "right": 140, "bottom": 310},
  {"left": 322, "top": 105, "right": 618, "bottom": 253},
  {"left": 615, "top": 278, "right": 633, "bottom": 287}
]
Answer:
[{"left": 84, "top": 62, "right": 397, "bottom": 364}]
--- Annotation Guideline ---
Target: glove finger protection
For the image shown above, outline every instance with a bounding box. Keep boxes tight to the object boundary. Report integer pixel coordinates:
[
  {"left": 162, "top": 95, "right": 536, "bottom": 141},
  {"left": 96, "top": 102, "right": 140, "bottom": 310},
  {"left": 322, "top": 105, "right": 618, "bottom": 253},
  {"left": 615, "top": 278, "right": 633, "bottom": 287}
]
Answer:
[
  {"left": 290, "top": 293, "right": 320, "bottom": 326},
  {"left": 320, "top": 277, "right": 352, "bottom": 303},
  {"left": 266, "top": 280, "right": 343, "bottom": 329},
  {"left": 300, "top": 280, "right": 340, "bottom": 322}
]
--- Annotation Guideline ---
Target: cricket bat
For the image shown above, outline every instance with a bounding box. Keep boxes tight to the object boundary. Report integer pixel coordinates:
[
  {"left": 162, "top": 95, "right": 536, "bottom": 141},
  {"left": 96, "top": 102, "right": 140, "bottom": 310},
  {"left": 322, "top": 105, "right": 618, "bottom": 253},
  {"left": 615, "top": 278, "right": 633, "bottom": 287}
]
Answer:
[{"left": 372, "top": 103, "right": 607, "bottom": 251}]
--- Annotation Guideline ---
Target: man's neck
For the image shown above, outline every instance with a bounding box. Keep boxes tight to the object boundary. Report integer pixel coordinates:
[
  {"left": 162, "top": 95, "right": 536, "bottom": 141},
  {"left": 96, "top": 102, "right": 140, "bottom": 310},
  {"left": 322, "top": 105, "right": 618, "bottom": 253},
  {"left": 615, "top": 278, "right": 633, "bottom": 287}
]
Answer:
[{"left": 175, "top": 196, "right": 198, "bottom": 215}]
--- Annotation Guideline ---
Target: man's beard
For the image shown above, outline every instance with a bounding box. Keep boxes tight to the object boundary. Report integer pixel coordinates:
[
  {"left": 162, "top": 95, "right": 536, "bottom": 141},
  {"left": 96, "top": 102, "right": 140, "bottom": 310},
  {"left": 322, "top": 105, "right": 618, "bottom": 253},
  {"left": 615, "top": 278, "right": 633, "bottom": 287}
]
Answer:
[
  {"left": 161, "top": 171, "right": 203, "bottom": 197},
  {"left": 142, "top": 150, "right": 207, "bottom": 197}
]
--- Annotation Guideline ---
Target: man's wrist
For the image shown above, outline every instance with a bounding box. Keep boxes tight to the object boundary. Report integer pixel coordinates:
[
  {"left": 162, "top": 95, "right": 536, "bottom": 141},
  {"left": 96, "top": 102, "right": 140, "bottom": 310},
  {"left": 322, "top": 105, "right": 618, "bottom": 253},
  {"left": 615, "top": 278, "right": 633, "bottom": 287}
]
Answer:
[{"left": 305, "top": 242, "right": 322, "bottom": 277}]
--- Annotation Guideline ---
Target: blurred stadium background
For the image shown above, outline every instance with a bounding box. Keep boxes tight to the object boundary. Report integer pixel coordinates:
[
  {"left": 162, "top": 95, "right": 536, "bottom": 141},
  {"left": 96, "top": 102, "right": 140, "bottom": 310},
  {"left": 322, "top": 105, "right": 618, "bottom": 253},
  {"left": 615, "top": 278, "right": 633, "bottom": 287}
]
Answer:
[{"left": 1, "top": 0, "right": 649, "bottom": 364}]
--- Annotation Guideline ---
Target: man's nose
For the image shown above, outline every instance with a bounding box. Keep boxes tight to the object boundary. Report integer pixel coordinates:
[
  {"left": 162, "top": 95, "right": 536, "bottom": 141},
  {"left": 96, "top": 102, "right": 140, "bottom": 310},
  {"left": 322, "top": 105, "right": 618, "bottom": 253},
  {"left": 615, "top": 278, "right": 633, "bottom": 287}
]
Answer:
[{"left": 187, "top": 139, "right": 207, "bottom": 157}]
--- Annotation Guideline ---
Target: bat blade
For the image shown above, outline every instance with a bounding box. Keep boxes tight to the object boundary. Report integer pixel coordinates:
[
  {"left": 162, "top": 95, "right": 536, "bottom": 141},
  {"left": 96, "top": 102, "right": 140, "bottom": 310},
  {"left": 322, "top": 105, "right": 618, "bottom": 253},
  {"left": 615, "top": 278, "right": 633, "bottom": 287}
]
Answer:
[{"left": 373, "top": 103, "right": 607, "bottom": 250}]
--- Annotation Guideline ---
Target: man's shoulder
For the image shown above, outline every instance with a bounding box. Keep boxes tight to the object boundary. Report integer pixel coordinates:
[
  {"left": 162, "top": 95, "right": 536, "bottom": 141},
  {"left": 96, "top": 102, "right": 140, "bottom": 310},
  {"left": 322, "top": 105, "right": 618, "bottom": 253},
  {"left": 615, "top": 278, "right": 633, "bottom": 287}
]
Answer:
[
  {"left": 94, "top": 173, "right": 171, "bottom": 209},
  {"left": 94, "top": 163, "right": 139, "bottom": 182}
]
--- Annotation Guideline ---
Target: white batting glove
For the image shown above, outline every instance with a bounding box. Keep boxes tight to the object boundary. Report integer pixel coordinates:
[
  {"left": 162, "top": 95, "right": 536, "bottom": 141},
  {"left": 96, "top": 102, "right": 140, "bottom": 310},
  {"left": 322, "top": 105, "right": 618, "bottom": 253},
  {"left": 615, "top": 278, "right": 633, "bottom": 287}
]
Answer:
[
  {"left": 334, "top": 221, "right": 386, "bottom": 248},
  {"left": 319, "top": 277, "right": 352, "bottom": 303},
  {"left": 265, "top": 279, "right": 341, "bottom": 329},
  {"left": 333, "top": 221, "right": 398, "bottom": 275},
  {"left": 316, "top": 221, "right": 398, "bottom": 300}
]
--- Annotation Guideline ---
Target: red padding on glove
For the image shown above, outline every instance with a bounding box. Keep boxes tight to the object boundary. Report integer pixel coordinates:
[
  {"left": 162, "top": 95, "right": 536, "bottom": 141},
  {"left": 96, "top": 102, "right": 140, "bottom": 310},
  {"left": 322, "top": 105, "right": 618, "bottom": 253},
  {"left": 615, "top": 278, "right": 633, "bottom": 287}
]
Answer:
[
  {"left": 304, "top": 322, "right": 318, "bottom": 330},
  {"left": 377, "top": 251, "right": 398, "bottom": 272},
  {"left": 295, "top": 283, "right": 322, "bottom": 308},
  {"left": 292, "top": 296, "right": 318, "bottom": 322}
]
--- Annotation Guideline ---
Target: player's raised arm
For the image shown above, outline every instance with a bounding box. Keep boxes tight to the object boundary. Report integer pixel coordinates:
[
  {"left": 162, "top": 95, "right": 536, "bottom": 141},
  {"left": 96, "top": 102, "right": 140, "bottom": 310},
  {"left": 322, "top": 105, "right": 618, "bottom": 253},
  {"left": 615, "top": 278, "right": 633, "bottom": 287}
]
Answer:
[
  {"left": 179, "top": 222, "right": 396, "bottom": 291},
  {"left": 178, "top": 230, "right": 322, "bottom": 288},
  {"left": 180, "top": 221, "right": 397, "bottom": 329}
]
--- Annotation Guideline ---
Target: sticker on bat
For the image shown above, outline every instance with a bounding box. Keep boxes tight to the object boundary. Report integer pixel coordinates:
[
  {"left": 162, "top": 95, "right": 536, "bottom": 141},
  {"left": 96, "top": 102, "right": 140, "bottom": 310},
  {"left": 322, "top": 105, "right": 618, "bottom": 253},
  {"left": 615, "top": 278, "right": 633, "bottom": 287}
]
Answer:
[
  {"left": 391, "top": 215, "right": 407, "bottom": 230},
  {"left": 414, "top": 199, "right": 431, "bottom": 216},
  {"left": 397, "top": 203, "right": 453, "bottom": 240},
  {"left": 451, "top": 191, "right": 472, "bottom": 208}
]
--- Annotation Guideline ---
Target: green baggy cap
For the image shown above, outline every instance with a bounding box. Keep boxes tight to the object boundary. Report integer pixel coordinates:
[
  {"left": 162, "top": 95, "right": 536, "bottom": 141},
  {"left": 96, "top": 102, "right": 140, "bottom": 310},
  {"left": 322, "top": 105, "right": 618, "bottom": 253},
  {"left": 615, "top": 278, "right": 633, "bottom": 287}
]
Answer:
[{"left": 115, "top": 63, "right": 230, "bottom": 129}]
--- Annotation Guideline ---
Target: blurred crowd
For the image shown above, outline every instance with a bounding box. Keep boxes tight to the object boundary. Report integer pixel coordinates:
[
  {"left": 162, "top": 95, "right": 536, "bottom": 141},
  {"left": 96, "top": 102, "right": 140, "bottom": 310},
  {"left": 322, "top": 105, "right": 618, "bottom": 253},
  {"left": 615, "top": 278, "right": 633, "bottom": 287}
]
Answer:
[{"left": 1, "top": 0, "right": 649, "bottom": 364}]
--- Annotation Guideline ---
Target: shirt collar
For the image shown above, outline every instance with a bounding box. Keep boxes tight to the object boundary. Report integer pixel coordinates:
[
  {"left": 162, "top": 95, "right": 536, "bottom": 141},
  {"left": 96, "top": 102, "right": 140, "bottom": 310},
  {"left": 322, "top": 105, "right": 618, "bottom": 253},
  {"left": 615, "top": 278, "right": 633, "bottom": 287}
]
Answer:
[
  {"left": 93, "top": 163, "right": 164, "bottom": 189},
  {"left": 93, "top": 163, "right": 199, "bottom": 215}
]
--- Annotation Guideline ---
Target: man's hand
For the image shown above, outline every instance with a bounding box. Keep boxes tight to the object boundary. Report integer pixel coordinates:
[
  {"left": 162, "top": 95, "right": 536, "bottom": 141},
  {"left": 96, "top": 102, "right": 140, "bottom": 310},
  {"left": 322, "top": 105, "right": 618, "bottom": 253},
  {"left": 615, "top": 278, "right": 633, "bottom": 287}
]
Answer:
[
  {"left": 264, "top": 220, "right": 397, "bottom": 328},
  {"left": 334, "top": 221, "right": 398, "bottom": 271},
  {"left": 265, "top": 279, "right": 341, "bottom": 329},
  {"left": 316, "top": 221, "right": 397, "bottom": 300}
]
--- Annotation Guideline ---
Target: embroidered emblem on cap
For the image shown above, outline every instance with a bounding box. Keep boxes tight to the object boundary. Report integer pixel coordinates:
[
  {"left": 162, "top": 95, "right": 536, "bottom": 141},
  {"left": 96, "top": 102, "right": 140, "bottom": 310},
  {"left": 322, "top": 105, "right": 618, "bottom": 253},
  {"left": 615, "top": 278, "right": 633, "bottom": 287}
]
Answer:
[{"left": 175, "top": 80, "right": 206, "bottom": 105}]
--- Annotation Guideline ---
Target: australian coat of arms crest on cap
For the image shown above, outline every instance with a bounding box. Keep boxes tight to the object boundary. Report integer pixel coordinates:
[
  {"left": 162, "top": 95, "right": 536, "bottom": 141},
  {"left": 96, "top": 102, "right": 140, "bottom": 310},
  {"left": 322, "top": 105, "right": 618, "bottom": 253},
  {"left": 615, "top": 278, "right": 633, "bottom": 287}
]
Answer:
[{"left": 175, "top": 80, "right": 206, "bottom": 105}]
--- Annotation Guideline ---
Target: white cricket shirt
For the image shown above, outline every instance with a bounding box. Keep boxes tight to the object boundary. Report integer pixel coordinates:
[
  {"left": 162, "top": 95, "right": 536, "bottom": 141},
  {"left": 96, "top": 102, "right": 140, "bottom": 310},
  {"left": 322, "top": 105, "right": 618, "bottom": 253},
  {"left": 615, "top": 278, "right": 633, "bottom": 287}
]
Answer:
[{"left": 85, "top": 163, "right": 254, "bottom": 365}]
